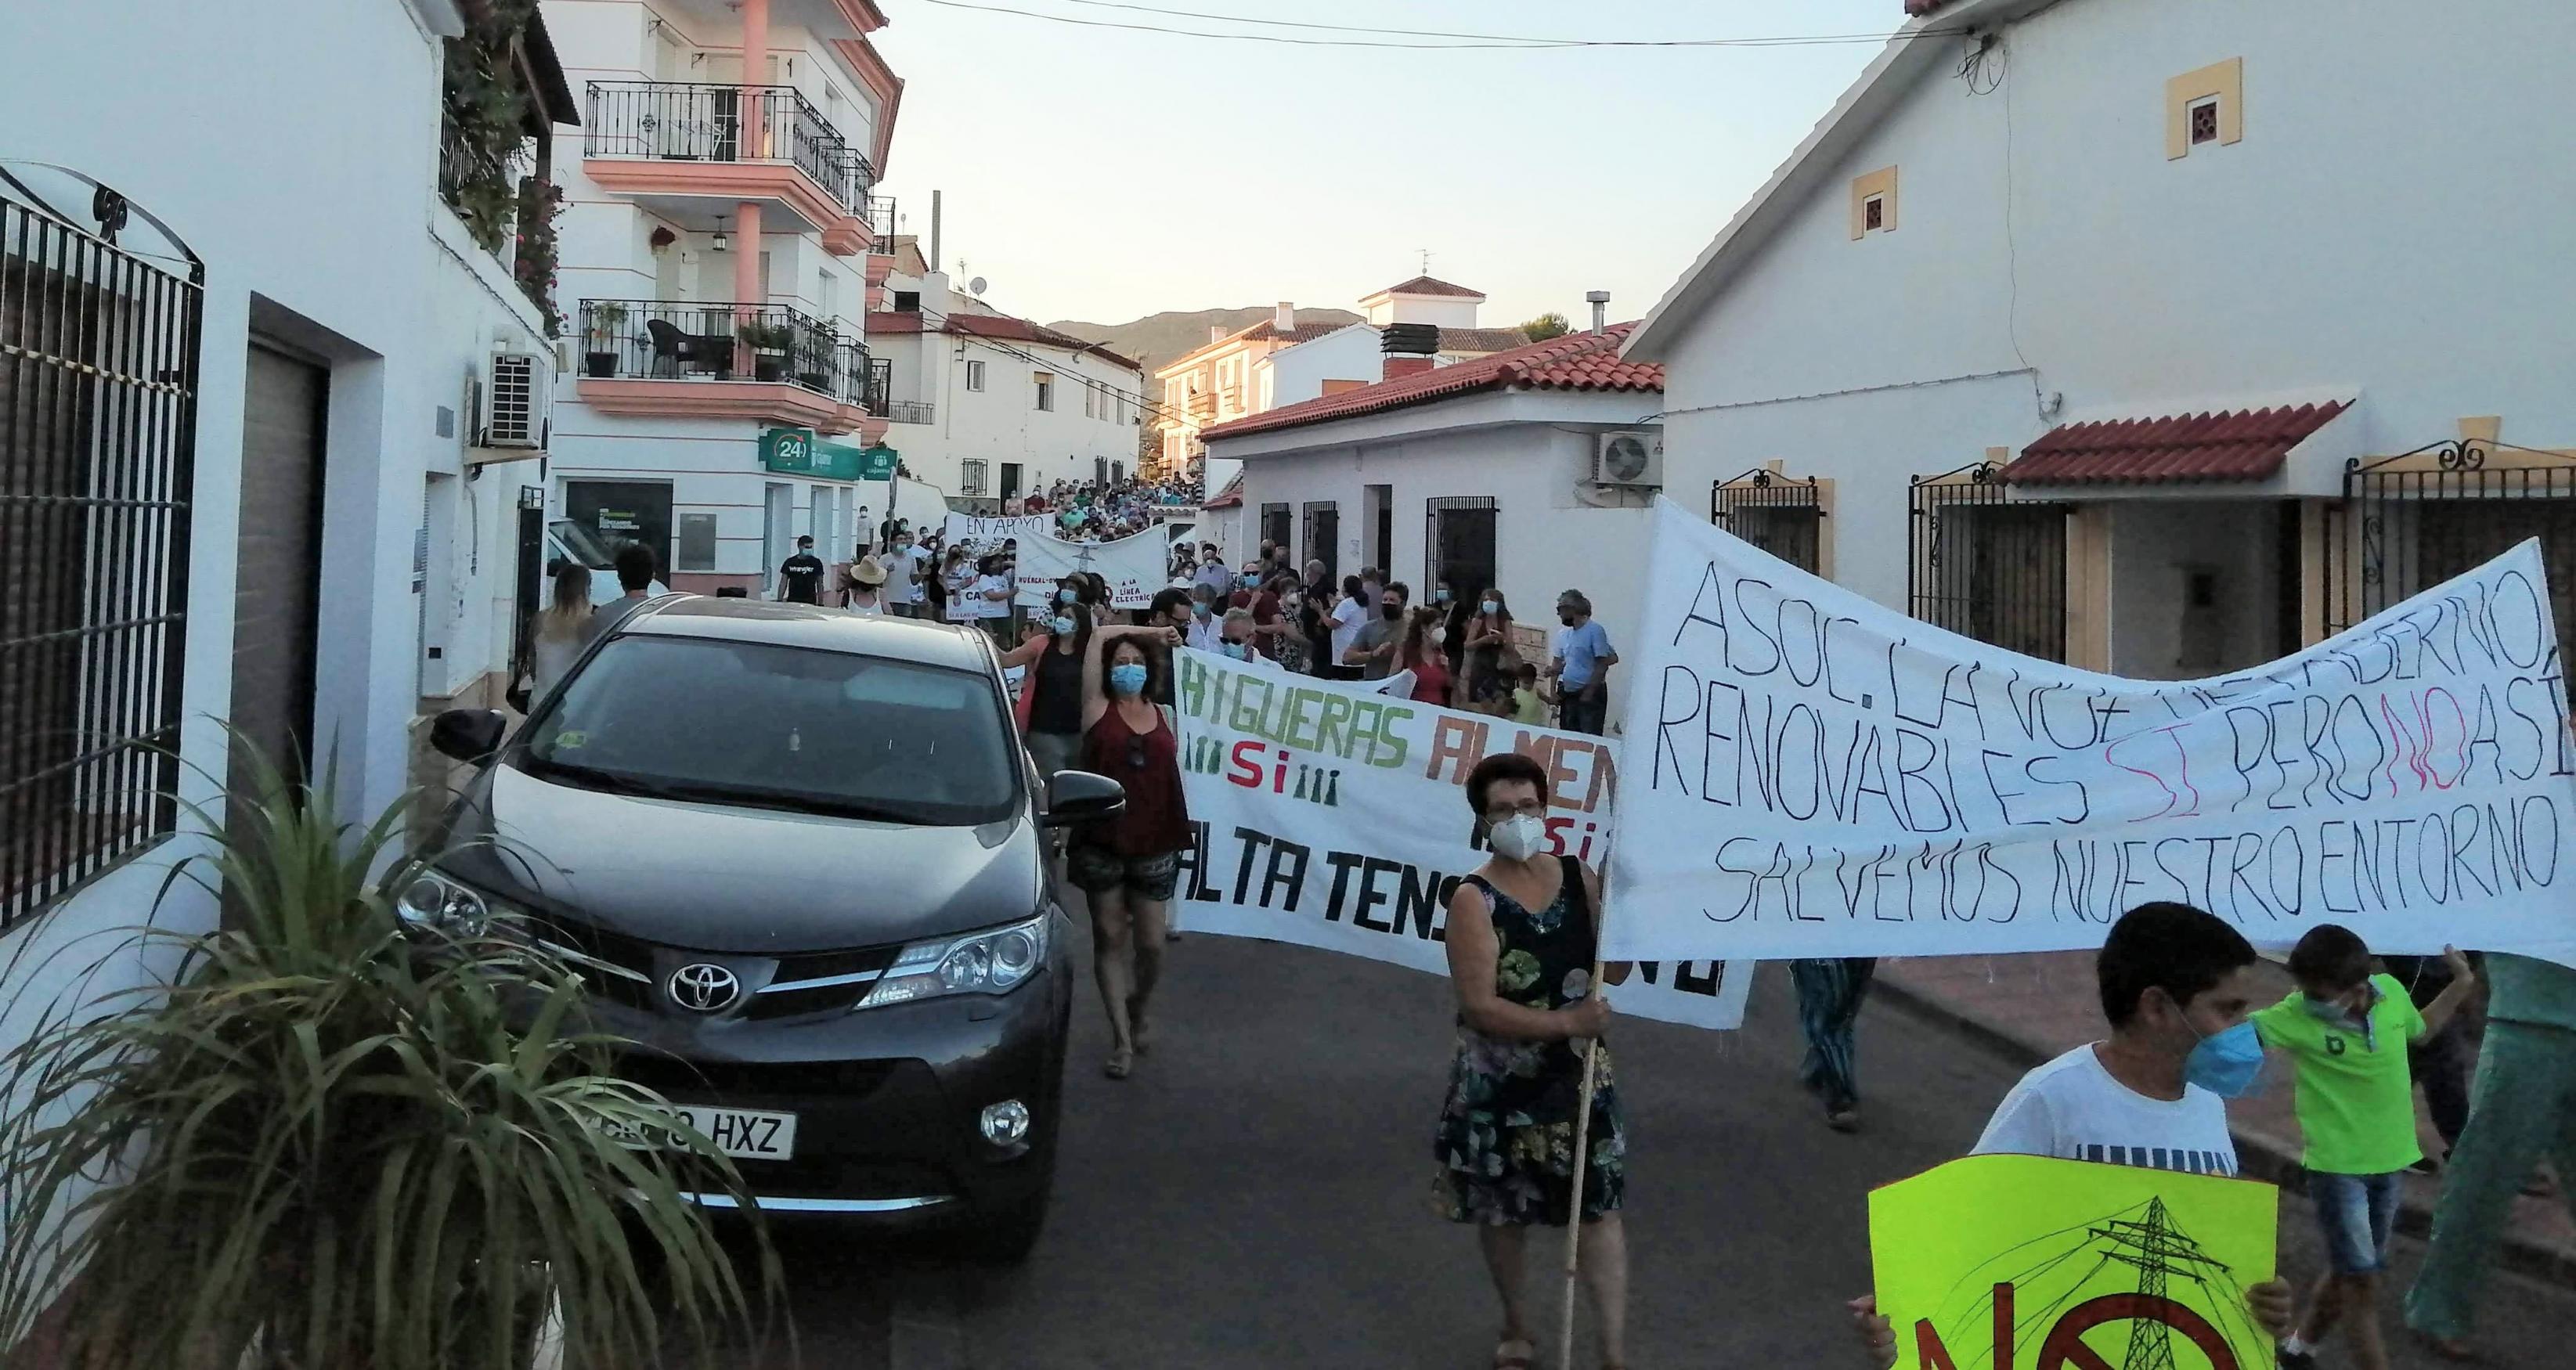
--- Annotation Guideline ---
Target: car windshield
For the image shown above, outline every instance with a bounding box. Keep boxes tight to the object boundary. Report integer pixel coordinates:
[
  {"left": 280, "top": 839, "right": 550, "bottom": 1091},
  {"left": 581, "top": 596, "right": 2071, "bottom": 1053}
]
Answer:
[
  {"left": 518, "top": 635, "right": 1019, "bottom": 826},
  {"left": 550, "top": 517, "right": 619, "bottom": 570}
]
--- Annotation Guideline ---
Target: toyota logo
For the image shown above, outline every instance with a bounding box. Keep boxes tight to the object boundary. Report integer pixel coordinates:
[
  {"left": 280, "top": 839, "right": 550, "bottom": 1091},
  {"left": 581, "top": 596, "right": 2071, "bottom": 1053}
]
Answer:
[{"left": 667, "top": 963, "right": 741, "bottom": 1013}]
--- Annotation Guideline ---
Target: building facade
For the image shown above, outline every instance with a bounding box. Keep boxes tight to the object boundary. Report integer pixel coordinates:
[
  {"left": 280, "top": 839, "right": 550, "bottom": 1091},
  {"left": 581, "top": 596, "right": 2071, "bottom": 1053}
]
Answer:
[
  {"left": 1202, "top": 326, "right": 1665, "bottom": 723},
  {"left": 2, "top": 0, "right": 572, "bottom": 1051},
  {"left": 1625, "top": 0, "right": 2576, "bottom": 683},
  {"left": 868, "top": 265, "right": 1148, "bottom": 511},
  {"left": 542, "top": 0, "right": 904, "bottom": 593}
]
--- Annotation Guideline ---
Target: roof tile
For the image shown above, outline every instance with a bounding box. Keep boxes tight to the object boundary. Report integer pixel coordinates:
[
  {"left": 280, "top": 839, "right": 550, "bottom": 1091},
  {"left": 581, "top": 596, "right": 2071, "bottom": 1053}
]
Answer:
[
  {"left": 2001, "top": 402, "right": 2352, "bottom": 485},
  {"left": 1203, "top": 323, "right": 1661, "bottom": 442},
  {"left": 1370, "top": 275, "right": 1485, "bottom": 299}
]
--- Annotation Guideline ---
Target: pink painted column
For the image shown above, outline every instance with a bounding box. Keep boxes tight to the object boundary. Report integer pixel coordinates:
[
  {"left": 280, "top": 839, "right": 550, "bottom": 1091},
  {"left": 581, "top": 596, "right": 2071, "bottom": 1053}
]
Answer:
[{"left": 733, "top": 0, "right": 772, "bottom": 373}]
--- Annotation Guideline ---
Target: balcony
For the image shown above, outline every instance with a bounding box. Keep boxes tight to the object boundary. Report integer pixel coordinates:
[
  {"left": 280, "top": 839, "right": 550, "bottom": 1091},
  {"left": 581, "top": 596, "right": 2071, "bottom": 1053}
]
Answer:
[
  {"left": 883, "top": 400, "right": 936, "bottom": 425},
  {"left": 837, "top": 343, "right": 896, "bottom": 442},
  {"left": 574, "top": 299, "right": 868, "bottom": 434},
  {"left": 582, "top": 81, "right": 876, "bottom": 254}
]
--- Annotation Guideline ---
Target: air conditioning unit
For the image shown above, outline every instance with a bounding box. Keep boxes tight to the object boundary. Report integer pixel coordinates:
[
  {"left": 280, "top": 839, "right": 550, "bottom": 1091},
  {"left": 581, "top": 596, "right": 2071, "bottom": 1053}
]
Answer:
[
  {"left": 1592, "top": 430, "right": 1662, "bottom": 488},
  {"left": 475, "top": 351, "right": 548, "bottom": 450}
]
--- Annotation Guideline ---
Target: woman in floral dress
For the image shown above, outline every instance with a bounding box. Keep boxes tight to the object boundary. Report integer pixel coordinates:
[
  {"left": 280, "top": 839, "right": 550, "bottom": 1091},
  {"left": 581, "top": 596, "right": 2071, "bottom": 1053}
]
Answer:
[{"left": 1434, "top": 752, "right": 1631, "bottom": 1370}]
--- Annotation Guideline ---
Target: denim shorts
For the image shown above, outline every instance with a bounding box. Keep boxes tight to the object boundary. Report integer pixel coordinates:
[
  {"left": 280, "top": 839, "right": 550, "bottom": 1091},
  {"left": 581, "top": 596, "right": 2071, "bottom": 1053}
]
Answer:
[
  {"left": 2310, "top": 1169, "right": 2402, "bottom": 1274},
  {"left": 1066, "top": 845, "right": 1180, "bottom": 902}
]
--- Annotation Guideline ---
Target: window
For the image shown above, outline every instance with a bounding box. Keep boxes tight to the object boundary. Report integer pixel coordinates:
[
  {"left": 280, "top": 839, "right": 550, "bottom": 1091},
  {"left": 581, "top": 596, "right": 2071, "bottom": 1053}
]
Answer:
[
  {"left": 2166, "top": 58, "right": 2244, "bottom": 159},
  {"left": 1083, "top": 382, "right": 1095, "bottom": 418},
  {"left": 965, "top": 359, "right": 986, "bottom": 391},
  {"left": 1261, "top": 503, "right": 1293, "bottom": 552},
  {"left": 676, "top": 512, "right": 719, "bottom": 571},
  {"left": 1849, "top": 166, "right": 1898, "bottom": 238},
  {"left": 1427, "top": 496, "right": 1497, "bottom": 610},
  {"left": 1033, "top": 373, "right": 1054, "bottom": 412},
  {"left": 892, "top": 290, "right": 921, "bottom": 312},
  {"left": 3, "top": 187, "right": 200, "bottom": 928},
  {"left": 817, "top": 269, "right": 839, "bottom": 322},
  {"left": 961, "top": 460, "right": 990, "bottom": 496},
  {"left": 1302, "top": 502, "right": 1339, "bottom": 582}
]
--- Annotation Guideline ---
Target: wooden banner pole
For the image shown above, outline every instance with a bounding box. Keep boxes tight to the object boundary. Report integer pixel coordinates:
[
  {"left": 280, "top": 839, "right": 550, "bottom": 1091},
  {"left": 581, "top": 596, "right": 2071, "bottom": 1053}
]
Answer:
[{"left": 1556, "top": 836, "right": 1615, "bottom": 1370}]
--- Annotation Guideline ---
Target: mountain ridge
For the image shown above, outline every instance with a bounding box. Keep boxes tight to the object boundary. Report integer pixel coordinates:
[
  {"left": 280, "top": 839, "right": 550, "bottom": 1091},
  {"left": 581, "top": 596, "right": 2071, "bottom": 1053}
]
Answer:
[{"left": 1045, "top": 305, "right": 1365, "bottom": 376}]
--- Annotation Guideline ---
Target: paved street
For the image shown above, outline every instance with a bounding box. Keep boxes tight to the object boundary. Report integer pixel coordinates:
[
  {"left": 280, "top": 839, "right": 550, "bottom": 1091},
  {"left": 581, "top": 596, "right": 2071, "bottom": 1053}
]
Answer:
[{"left": 716, "top": 925, "right": 2576, "bottom": 1368}]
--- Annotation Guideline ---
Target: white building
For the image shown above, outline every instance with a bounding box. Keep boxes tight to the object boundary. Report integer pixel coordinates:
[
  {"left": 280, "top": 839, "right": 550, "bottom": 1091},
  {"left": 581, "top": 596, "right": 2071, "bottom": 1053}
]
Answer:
[
  {"left": 1625, "top": 0, "right": 2576, "bottom": 680},
  {"left": 1201, "top": 324, "right": 1665, "bottom": 718},
  {"left": 541, "top": 0, "right": 905, "bottom": 592},
  {"left": 2, "top": 0, "right": 572, "bottom": 1043},
  {"left": 868, "top": 260, "right": 1149, "bottom": 510}
]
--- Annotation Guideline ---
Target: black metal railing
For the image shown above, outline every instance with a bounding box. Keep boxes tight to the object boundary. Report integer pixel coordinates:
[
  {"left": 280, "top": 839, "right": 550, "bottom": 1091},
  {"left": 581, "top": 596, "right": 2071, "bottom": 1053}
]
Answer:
[
  {"left": 1908, "top": 463, "right": 2068, "bottom": 664},
  {"left": 2329, "top": 440, "right": 2576, "bottom": 684},
  {"left": 577, "top": 299, "right": 843, "bottom": 395},
  {"left": 583, "top": 81, "right": 875, "bottom": 215},
  {"left": 1712, "top": 467, "right": 1825, "bottom": 574},
  {"left": 885, "top": 400, "right": 935, "bottom": 424},
  {"left": 867, "top": 196, "right": 898, "bottom": 253},
  {"left": 3, "top": 177, "right": 202, "bottom": 930}
]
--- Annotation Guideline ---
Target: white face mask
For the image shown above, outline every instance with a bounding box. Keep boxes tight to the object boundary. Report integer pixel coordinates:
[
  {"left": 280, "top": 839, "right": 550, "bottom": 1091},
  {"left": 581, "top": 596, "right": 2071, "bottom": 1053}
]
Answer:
[{"left": 1486, "top": 813, "right": 1549, "bottom": 862}]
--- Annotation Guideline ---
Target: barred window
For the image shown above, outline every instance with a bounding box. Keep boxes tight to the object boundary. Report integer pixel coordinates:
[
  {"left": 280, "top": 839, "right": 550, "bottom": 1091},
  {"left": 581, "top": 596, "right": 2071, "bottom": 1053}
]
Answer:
[
  {"left": 961, "top": 459, "right": 989, "bottom": 496},
  {"left": 2, "top": 176, "right": 201, "bottom": 928}
]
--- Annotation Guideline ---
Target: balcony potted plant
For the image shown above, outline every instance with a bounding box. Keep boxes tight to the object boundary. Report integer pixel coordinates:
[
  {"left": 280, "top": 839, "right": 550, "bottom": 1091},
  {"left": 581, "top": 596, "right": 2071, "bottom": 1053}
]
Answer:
[
  {"left": 0, "top": 748, "right": 776, "bottom": 1369},
  {"left": 737, "top": 320, "right": 795, "bottom": 383},
  {"left": 584, "top": 300, "right": 630, "bottom": 378}
]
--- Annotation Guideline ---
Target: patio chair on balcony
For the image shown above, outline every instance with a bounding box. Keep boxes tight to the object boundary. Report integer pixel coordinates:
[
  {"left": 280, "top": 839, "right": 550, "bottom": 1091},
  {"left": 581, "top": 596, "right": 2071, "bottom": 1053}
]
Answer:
[{"left": 645, "top": 318, "right": 723, "bottom": 379}]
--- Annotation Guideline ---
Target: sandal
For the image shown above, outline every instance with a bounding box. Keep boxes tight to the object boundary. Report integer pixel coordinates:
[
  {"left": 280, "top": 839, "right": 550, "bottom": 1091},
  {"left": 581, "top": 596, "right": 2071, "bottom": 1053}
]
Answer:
[
  {"left": 1103, "top": 1047, "right": 1134, "bottom": 1080},
  {"left": 1491, "top": 1335, "right": 1534, "bottom": 1369}
]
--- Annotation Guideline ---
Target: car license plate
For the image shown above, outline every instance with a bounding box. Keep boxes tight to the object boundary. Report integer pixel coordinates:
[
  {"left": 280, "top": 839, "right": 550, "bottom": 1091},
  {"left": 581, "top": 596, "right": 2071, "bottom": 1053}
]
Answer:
[{"left": 606, "top": 1105, "right": 798, "bottom": 1160}]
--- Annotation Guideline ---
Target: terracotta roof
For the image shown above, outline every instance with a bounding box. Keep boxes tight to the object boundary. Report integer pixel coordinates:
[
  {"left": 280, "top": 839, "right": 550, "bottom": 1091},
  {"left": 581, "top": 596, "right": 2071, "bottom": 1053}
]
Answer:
[
  {"left": 2002, "top": 402, "right": 2351, "bottom": 485},
  {"left": 1203, "top": 323, "right": 1661, "bottom": 442},
  {"left": 1437, "top": 326, "right": 1530, "bottom": 355},
  {"left": 1203, "top": 473, "right": 1246, "bottom": 509},
  {"left": 868, "top": 311, "right": 1142, "bottom": 371},
  {"left": 1162, "top": 316, "right": 1351, "bottom": 370},
  {"left": 1369, "top": 275, "right": 1485, "bottom": 300}
]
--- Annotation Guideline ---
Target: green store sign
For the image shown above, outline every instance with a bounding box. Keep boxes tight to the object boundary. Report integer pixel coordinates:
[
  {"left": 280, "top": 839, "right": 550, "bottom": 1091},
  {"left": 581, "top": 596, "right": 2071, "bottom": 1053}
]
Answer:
[{"left": 761, "top": 428, "right": 897, "bottom": 481}]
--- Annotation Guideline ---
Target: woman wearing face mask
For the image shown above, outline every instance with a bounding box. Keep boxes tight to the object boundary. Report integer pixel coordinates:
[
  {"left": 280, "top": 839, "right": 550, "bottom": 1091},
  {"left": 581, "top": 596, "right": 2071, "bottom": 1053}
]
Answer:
[
  {"left": 1396, "top": 606, "right": 1452, "bottom": 705},
  {"left": 939, "top": 546, "right": 974, "bottom": 626},
  {"left": 1435, "top": 752, "right": 1632, "bottom": 1370},
  {"left": 997, "top": 598, "right": 1094, "bottom": 781},
  {"left": 1462, "top": 588, "right": 1519, "bottom": 710},
  {"left": 1073, "top": 621, "right": 1189, "bottom": 1080}
]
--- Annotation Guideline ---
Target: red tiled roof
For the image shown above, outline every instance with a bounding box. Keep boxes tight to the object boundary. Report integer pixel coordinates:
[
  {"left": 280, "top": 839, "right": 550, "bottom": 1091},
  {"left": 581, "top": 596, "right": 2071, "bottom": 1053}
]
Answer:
[
  {"left": 1203, "top": 473, "right": 1245, "bottom": 509},
  {"left": 868, "top": 311, "right": 1142, "bottom": 371},
  {"left": 1438, "top": 326, "right": 1530, "bottom": 354},
  {"left": 1369, "top": 275, "right": 1485, "bottom": 299},
  {"left": 2002, "top": 402, "right": 2352, "bottom": 485},
  {"left": 1162, "top": 316, "right": 1351, "bottom": 370},
  {"left": 1202, "top": 323, "right": 1661, "bottom": 442}
]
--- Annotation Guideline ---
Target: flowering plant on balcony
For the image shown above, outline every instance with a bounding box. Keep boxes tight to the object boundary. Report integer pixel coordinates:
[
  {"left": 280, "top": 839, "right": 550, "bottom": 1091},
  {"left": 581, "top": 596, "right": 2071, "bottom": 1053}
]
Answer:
[{"left": 511, "top": 176, "right": 566, "bottom": 337}]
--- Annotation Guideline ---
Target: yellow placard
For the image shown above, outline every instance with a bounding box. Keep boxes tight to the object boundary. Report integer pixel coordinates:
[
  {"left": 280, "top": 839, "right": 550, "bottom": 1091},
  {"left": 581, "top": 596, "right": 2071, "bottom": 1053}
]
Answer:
[{"left": 1867, "top": 1155, "right": 2278, "bottom": 1370}]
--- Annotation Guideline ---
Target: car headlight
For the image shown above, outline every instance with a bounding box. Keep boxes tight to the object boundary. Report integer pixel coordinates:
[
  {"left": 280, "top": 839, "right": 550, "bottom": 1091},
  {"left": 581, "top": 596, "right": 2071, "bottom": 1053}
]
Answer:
[
  {"left": 855, "top": 913, "right": 1049, "bottom": 1010},
  {"left": 393, "top": 867, "right": 521, "bottom": 938}
]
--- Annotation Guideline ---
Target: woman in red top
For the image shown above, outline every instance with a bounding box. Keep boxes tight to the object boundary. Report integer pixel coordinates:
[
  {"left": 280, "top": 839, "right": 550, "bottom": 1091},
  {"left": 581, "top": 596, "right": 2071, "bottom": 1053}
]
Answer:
[
  {"left": 1398, "top": 606, "right": 1455, "bottom": 707},
  {"left": 1071, "top": 622, "right": 1188, "bottom": 1080}
]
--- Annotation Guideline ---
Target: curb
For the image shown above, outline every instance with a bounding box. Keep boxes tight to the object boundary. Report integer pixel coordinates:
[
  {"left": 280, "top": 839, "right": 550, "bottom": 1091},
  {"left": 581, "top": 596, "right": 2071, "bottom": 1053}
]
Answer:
[{"left": 1873, "top": 974, "right": 2576, "bottom": 1289}]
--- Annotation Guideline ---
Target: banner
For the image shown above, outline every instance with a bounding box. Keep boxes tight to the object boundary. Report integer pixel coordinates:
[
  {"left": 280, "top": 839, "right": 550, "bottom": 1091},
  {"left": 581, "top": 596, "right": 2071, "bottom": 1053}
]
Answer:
[
  {"left": 1607, "top": 497, "right": 2576, "bottom": 966},
  {"left": 1869, "top": 1155, "right": 2277, "bottom": 1370},
  {"left": 939, "top": 514, "right": 1166, "bottom": 609},
  {"left": 1171, "top": 649, "right": 1755, "bottom": 1029}
]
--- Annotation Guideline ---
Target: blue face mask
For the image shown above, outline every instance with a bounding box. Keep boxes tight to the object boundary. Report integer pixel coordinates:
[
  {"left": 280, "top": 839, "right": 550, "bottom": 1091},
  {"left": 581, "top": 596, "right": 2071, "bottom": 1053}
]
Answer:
[
  {"left": 2183, "top": 1019, "right": 2265, "bottom": 1098},
  {"left": 1481, "top": 600, "right": 1499, "bottom": 615},
  {"left": 1108, "top": 662, "right": 1149, "bottom": 696},
  {"left": 1049, "top": 615, "right": 1075, "bottom": 637},
  {"left": 1192, "top": 601, "right": 1212, "bottom": 618},
  {"left": 1221, "top": 641, "right": 1251, "bottom": 661},
  {"left": 1057, "top": 588, "right": 1077, "bottom": 606}
]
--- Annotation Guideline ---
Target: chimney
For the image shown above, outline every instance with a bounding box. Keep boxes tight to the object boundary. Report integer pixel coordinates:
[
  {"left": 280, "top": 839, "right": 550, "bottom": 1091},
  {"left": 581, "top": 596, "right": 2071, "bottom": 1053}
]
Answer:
[
  {"left": 1381, "top": 321, "right": 1440, "bottom": 380},
  {"left": 1273, "top": 301, "right": 1294, "bottom": 333},
  {"left": 1210, "top": 325, "right": 1227, "bottom": 344},
  {"left": 1586, "top": 290, "right": 1611, "bottom": 335}
]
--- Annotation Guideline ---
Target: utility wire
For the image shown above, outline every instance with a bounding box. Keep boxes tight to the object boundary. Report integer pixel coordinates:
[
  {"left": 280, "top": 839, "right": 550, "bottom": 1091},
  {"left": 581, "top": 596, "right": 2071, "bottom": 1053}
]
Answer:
[{"left": 920, "top": 0, "right": 1970, "bottom": 52}]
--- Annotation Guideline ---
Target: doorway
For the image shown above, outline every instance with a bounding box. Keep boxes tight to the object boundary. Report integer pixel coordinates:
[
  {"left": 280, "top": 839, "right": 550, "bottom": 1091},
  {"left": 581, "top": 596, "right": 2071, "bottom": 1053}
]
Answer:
[
  {"left": 1366, "top": 483, "right": 1392, "bottom": 575},
  {"left": 230, "top": 343, "right": 328, "bottom": 797},
  {"left": 564, "top": 479, "right": 674, "bottom": 582}
]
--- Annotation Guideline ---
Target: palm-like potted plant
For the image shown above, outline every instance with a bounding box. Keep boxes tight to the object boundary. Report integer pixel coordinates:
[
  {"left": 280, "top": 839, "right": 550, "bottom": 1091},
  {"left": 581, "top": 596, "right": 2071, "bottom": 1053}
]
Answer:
[
  {"left": 737, "top": 320, "right": 795, "bottom": 383},
  {"left": 0, "top": 752, "right": 777, "bottom": 1369},
  {"left": 584, "top": 301, "right": 630, "bottom": 379}
]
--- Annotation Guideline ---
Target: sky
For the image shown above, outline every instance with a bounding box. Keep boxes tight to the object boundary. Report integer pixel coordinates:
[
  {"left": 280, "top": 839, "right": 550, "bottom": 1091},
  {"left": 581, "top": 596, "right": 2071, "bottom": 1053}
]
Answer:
[{"left": 867, "top": 0, "right": 1907, "bottom": 329}]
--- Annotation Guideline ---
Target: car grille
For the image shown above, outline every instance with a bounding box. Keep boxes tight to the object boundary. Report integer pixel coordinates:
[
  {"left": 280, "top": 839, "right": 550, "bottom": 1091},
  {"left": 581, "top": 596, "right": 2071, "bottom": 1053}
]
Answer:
[
  {"left": 532, "top": 917, "right": 905, "bottom": 1019},
  {"left": 610, "top": 1052, "right": 908, "bottom": 1101},
  {"left": 744, "top": 945, "right": 904, "bottom": 1020}
]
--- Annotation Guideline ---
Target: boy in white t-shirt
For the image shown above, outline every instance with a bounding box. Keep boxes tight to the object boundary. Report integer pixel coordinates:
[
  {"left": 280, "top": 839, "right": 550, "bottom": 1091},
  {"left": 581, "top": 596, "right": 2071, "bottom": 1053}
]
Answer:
[{"left": 1851, "top": 902, "right": 2295, "bottom": 1366}]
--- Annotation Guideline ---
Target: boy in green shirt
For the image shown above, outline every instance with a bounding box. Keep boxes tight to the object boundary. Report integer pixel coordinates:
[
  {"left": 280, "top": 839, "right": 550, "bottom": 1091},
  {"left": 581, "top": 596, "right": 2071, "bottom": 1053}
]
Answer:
[
  {"left": 2256, "top": 926, "right": 2475, "bottom": 1370},
  {"left": 1508, "top": 663, "right": 1550, "bottom": 726}
]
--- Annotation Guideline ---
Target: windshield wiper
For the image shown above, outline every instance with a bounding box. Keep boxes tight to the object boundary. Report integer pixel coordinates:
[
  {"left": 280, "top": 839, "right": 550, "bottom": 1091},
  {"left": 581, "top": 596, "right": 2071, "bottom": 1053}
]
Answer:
[
  {"left": 525, "top": 758, "right": 700, "bottom": 802},
  {"left": 530, "top": 759, "right": 935, "bottom": 823}
]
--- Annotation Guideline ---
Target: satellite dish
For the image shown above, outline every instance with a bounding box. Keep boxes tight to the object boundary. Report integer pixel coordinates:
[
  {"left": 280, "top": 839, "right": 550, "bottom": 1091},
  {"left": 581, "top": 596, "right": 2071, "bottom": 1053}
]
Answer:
[{"left": 968, "top": 276, "right": 988, "bottom": 297}]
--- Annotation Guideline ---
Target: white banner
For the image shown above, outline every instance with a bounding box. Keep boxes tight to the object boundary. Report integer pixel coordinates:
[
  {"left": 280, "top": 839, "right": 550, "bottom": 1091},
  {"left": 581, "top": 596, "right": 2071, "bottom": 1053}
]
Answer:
[
  {"left": 1172, "top": 649, "right": 1755, "bottom": 1029},
  {"left": 1607, "top": 497, "right": 2576, "bottom": 967},
  {"left": 1013, "top": 529, "right": 1168, "bottom": 610},
  {"left": 939, "top": 514, "right": 1167, "bottom": 610}
]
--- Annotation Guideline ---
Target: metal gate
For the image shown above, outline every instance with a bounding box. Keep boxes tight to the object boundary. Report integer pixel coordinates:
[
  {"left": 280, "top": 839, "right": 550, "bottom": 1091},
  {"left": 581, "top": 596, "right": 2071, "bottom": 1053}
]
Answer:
[
  {"left": 1, "top": 168, "right": 203, "bottom": 928},
  {"left": 1908, "top": 462, "right": 2067, "bottom": 663},
  {"left": 1260, "top": 502, "right": 1291, "bottom": 554},
  {"left": 1303, "top": 501, "right": 1339, "bottom": 582},
  {"left": 2329, "top": 439, "right": 2576, "bottom": 680},
  {"left": 1427, "top": 496, "right": 1498, "bottom": 601},
  {"left": 1712, "top": 467, "right": 1824, "bottom": 575}
]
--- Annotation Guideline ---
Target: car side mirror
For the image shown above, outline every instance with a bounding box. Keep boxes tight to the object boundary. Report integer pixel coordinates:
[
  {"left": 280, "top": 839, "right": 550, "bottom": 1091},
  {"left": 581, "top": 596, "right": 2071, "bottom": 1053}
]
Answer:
[
  {"left": 1040, "top": 770, "right": 1125, "bottom": 828},
  {"left": 429, "top": 708, "right": 507, "bottom": 766}
]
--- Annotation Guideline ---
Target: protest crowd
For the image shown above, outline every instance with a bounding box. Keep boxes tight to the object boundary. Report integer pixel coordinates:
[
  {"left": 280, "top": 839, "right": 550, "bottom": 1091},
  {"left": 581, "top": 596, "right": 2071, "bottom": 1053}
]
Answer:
[{"left": 541, "top": 478, "right": 2572, "bottom": 1370}]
